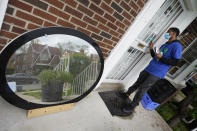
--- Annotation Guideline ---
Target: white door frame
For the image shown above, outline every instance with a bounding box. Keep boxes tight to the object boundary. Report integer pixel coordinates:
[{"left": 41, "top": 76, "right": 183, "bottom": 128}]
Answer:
[
  {"left": 0, "top": 0, "right": 8, "bottom": 30},
  {"left": 95, "top": 0, "right": 166, "bottom": 89}
]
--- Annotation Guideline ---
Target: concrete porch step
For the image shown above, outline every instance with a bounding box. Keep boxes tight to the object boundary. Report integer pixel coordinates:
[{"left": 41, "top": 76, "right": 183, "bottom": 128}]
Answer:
[{"left": 95, "top": 82, "right": 124, "bottom": 92}]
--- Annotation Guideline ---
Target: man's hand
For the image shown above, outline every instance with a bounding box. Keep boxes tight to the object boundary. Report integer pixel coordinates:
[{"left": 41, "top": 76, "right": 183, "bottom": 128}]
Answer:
[
  {"left": 156, "top": 52, "right": 162, "bottom": 59},
  {"left": 149, "top": 42, "right": 154, "bottom": 49}
]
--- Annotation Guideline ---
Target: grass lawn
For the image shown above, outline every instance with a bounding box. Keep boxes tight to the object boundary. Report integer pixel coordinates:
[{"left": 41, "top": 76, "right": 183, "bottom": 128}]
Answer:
[
  {"left": 156, "top": 101, "right": 188, "bottom": 131},
  {"left": 23, "top": 91, "right": 41, "bottom": 99},
  {"left": 23, "top": 91, "right": 67, "bottom": 99},
  {"left": 22, "top": 88, "right": 41, "bottom": 92}
]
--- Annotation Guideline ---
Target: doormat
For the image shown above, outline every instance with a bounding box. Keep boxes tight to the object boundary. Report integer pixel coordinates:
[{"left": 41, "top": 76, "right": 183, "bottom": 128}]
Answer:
[{"left": 98, "top": 91, "right": 132, "bottom": 117}]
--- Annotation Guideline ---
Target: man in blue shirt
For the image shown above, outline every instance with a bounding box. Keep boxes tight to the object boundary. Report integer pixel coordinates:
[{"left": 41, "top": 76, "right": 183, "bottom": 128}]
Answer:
[{"left": 117, "top": 27, "right": 182, "bottom": 114}]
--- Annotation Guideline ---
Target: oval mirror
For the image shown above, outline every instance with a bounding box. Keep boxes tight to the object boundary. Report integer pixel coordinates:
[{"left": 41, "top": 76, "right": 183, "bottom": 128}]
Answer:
[{"left": 0, "top": 27, "right": 104, "bottom": 110}]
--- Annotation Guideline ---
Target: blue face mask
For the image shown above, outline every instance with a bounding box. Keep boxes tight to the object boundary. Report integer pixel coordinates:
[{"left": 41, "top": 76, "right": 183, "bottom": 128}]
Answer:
[{"left": 164, "top": 33, "right": 170, "bottom": 40}]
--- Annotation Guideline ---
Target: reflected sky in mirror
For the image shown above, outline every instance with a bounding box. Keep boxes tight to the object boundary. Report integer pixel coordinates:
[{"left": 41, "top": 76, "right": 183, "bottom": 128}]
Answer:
[{"left": 6, "top": 34, "right": 101, "bottom": 104}]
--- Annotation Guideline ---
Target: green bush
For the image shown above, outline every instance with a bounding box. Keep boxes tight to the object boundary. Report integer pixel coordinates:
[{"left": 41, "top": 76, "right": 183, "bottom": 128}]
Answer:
[
  {"left": 38, "top": 70, "right": 74, "bottom": 84},
  {"left": 38, "top": 70, "right": 56, "bottom": 84},
  {"left": 56, "top": 71, "right": 73, "bottom": 83}
]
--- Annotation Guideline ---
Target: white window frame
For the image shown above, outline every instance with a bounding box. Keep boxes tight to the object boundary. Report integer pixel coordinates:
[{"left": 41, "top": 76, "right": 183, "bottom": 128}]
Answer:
[{"left": 0, "top": 0, "right": 8, "bottom": 30}]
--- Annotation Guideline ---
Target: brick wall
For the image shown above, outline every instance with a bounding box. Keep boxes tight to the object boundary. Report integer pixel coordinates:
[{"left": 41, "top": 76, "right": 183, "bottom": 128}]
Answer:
[{"left": 0, "top": 0, "right": 147, "bottom": 59}]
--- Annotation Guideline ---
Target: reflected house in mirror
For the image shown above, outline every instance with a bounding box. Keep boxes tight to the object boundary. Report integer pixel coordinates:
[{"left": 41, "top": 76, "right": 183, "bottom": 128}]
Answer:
[{"left": 15, "top": 40, "right": 61, "bottom": 74}]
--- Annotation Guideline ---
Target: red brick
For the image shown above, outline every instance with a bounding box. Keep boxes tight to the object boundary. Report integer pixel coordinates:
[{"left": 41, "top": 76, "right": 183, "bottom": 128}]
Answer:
[
  {"left": 100, "top": 2, "right": 114, "bottom": 14},
  {"left": 98, "top": 24, "right": 110, "bottom": 32},
  {"left": 91, "top": 33, "right": 103, "bottom": 41},
  {"left": 97, "top": 41, "right": 114, "bottom": 52},
  {"left": 129, "top": 1, "right": 139, "bottom": 11},
  {"left": 57, "top": 19, "right": 75, "bottom": 28},
  {"left": 89, "top": 3, "right": 104, "bottom": 15},
  {"left": 103, "top": 0, "right": 112, "bottom": 4},
  {"left": 113, "top": 42, "right": 117, "bottom": 46},
  {"left": 92, "top": 0, "right": 101, "bottom": 5},
  {"left": 117, "top": 28, "right": 124, "bottom": 34},
  {"left": 130, "top": 9, "right": 137, "bottom": 17},
  {"left": 112, "top": 36, "right": 119, "bottom": 43},
  {"left": 33, "top": 8, "right": 57, "bottom": 22},
  {"left": 64, "top": 5, "right": 83, "bottom": 19},
  {"left": 119, "top": 34, "right": 123, "bottom": 39},
  {"left": 77, "top": 27, "right": 91, "bottom": 36},
  {"left": 87, "top": 25, "right": 101, "bottom": 34},
  {"left": 137, "top": 0, "right": 144, "bottom": 8},
  {"left": 44, "top": 0, "right": 64, "bottom": 9},
  {"left": 4, "top": 15, "right": 26, "bottom": 27},
  {"left": 115, "top": 21, "right": 125, "bottom": 29},
  {"left": 9, "top": 0, "right": 33, "bottom": 12},
  {"left": 28, "top": 23, "right": 40, "bottom": 29},
  {"left": 1, "top": 23, "right": 10, "bottom": 31},
  {"left": 102, "top": 43, "right": 114, "bottom": 50},
  {"left": 107, "top": 22, "right": 117, "bottom": 30},
  {"left": 23, "top": 0, "right": 48, "bottom": 10},
  {"left": 100, "top": 47, "right": 109, "bottom": 53},
  {"left": 103, "top": 38, "right": 113, "bottom": 45},
  {"left": 109, "top": 30, "right": 119, "bottom": 37},
  {"left": 63, "top": 0, "right": 78, "bottom": 8},
  {"left": 43, "top": 21, "right": 57, "bottom": 27},
  {"left": 0, "top": 31, "right": 18, "bottom": 39},
  {"left": 6, "top": 6, "right": 14, "bottom": 15},
  {"left": 83, "top": 16, "right": 98, "bottom": 26},
  {"left": 115, "top": 0, "right": 120, "bottom": 3},
  {"left": 49, "top": 6, "right": 70, "bottom": 20},
  {"left": 96, "top": 41, "right": 103, "bottom": 47},
  {"left": 93, "top": 14, "right": 107, "bottom": 24},
  {"left": 71, "top": 17, "right": 87, "bottom": 28},
  {"left": 122, "top": 10, "right": 132, "bottom": 20},
  {"left": 120, "top": 1, "right": 131, "bottom": 11},
  {"left": 12, "top": 26, "right": 27, "bottom": 34},
  {"left": 16, "top": 10, "right": 43, "bottom": 25},
  {"left": 104, "top": 13, "right": 116, "bottom": 23},
  {"left": 123, "top": 19, "right": 131, "bottom": 26},
  {"left": 0, "top": 38, "right": 8, "bottom": 45},
  {"left": 77, "top": 5, "right": 94, "bottom": 17},
  {"left": 76, "top": 0, "right": 89, "bottom": 7}
]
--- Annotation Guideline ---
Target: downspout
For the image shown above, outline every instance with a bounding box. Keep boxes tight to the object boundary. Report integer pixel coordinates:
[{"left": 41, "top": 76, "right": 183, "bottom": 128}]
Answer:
[{"left": 0, "top": 0, "right": 8, "bottom": 30}]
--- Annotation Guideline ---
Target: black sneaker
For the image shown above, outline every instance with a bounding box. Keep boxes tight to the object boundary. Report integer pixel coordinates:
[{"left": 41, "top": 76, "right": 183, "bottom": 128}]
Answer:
[
  {"left": 116, "top": 91, "right": 129, "bottom": 99},
  {"left": 122, "top": 104, "right": 135, "bottom": 114}
]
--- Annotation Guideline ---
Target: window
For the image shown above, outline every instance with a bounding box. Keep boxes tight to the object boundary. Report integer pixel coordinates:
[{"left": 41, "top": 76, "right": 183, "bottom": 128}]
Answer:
[
  {"left": 40, "top": 53, "right": 48, "bottom": 60},
  {"left": 167, "top": 17, "right": 197, "bottom": 79}
]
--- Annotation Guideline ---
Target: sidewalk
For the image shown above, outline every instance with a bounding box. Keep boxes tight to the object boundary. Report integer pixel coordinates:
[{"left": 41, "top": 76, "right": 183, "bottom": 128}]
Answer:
[{"left": 0, "top": 91, "right": 172, "bottom": 131}]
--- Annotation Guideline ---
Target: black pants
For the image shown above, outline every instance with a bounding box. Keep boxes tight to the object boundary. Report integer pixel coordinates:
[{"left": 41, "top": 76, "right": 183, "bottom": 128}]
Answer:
[{"left": 126, "top": 70, "right": 160, "bottom": 108}]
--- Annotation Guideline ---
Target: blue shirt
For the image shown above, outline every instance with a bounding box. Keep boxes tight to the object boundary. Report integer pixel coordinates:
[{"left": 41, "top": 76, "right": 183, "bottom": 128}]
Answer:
[{"left": 145, "top": 40, "right": 182, "bottom": 78}]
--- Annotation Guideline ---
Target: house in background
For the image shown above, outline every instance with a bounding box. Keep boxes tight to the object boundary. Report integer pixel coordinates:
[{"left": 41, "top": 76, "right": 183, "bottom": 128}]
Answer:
[{"left": 15, "top": 41, "right": 61, "bottom": 74}]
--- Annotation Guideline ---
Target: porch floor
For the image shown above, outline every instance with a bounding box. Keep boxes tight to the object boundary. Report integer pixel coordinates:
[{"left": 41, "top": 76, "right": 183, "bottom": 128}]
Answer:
[{"left": 0, "top": 91, "right": 172, "bottom": 131}]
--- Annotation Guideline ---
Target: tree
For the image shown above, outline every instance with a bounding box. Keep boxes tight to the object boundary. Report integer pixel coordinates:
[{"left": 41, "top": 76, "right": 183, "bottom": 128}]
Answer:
[{"left": 69, "top": 53, "right": 91, "bottom": 77}]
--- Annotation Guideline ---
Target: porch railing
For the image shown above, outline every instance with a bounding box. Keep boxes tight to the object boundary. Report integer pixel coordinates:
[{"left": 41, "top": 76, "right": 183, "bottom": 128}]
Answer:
[{"left": 71, "top": 61, "right": 100, "bottom": 96}]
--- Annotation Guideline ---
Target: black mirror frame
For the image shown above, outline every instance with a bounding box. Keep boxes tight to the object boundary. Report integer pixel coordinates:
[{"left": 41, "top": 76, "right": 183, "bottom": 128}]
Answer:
[{"left": 0, "top": 27, "right": 104, "bottom": 110}]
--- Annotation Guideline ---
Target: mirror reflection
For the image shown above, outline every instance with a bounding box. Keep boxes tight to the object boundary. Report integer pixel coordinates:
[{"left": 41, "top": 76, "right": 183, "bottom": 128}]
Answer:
[{"left": 6, "top": 34, "right": 101, "bottom": 104}]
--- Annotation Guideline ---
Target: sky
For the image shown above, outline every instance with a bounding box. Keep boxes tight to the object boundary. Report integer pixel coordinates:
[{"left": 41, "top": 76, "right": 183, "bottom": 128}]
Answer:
[{"left": 37, "top": 34, "right": 98, "bottom": 55}]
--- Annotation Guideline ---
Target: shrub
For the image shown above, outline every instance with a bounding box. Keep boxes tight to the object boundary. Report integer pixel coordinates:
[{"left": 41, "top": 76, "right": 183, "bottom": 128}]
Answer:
[
  {"left": 38, "top": 70, "right": 73, "bottom": 84},
  {"left": 56, "top": 71, "right": 73, "bottom": 83},
  {"left": 38, "top": 70, "right": 56, "bottom": 84}
]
